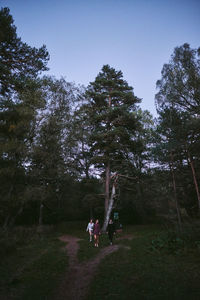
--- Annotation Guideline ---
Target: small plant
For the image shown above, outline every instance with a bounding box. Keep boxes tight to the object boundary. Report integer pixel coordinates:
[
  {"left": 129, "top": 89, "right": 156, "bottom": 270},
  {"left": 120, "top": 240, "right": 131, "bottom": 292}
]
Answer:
[
  {"left": 195, "top": 241, "right": 200, "bottom": 250},
  {"left": 148, "top": 230, "right": 185, "bottom": 254},
  {"left": 149, "top": 236, "right": 166, "bottom": 252},
  {"left": 149, "top": 222, "right": 200, "bottom": 255}
]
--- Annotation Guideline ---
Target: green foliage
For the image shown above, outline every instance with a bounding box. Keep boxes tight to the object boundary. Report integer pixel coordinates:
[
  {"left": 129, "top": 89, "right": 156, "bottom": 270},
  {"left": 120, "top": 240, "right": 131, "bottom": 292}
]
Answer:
[
  {"left": 0, "top": 7, "right": 50, "bottom": 228},
  {"left": 154, "top": 43, "right": 200, "bottom": 218},
  {"left": 0, "top": 225, "right": 54, "bottom": 257},
  {"left": 149, "top": 231, "right": 185, "bottom": 254},
  {"left": 88, "top": 225, "right": 200, "bottom": 299},
  {"left": 0, "top": 7, "right": 49, "bottom": 95},
  {"left": 156, "top": 43, "right": 200, "bottom": 115},
  {"left": 149, "top": 223, "right": 200, "bottom": 254},
  {"left": 195, "top": 241, "right": 200, "bottom": 250},
  {"left": 85, "top": 64, "right": 141, "bottom": 170},
  {"left": 0, "top": 226, "right": 67, "bottom": 300},
  {"left": 1, "top": 224, "right": 200, "bottom": 299}
]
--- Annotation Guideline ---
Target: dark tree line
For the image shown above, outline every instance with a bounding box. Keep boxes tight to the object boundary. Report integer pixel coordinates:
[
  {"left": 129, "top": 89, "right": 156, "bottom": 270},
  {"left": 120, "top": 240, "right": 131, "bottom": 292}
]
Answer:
[
  {"left": 154, "top": 43, "right": 200, "bottom": 229},
  {"left": 1, "top": 8, "right": 200, "bottom": 228}
]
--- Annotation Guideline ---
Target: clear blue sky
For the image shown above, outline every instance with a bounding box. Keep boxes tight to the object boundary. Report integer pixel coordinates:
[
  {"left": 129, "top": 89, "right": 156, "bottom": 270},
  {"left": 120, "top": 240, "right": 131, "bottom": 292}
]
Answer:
[{"left": 1, "top": 0, "right": 200, "bottom": 116}]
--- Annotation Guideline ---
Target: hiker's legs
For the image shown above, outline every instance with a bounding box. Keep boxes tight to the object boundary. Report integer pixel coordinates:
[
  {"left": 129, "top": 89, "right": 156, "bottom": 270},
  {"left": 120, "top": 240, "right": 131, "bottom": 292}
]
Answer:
[
  {"left": 89, "top": 230, "right": 93, "bottom": 242},
  {"left": 108, "top": 233, "right": 113, "bottom": 244},
  {"left": 94, "top": 234, "right": 99, "bottom": 247},
  {"left": 96, "top": 234, "right": 99, "bottom": 247}
]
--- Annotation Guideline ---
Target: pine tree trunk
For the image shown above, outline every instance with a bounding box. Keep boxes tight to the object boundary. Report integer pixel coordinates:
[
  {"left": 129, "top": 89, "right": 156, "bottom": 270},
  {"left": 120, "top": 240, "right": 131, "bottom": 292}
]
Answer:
[
  {"left": 3, "top": 215, "right": 10, "bottom": 229},
  {"left": 39, "top": 203, "right": 44, "bottom": 226},
  {"left": 8, "top": 205, "right": 24, "bottom": 228},
  {"left": 104, "top": 93, "right": 112, "bottom": 219},
  {"left": 3, "top": 185, "right": 14, "bottom": 229},
  {"left": 105, "top": 163, "right": 110, "bottom": 218},
  {"left": 187, "top": 150, "right": 200, "bottom": 210},
  {"left": 170, "top": 153, "right": 182, "bottom": 232}
]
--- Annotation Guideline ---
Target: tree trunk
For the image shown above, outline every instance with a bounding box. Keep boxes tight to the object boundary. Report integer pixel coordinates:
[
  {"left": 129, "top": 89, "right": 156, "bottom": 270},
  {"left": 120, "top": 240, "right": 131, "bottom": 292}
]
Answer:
[
  {"left": 135, "top": 181, "right": 146, "bottom": 222},
  {"left": 8, "top": 205, "right": 24, "bottom": 228},
  {"left": 3, "top": 215, "right": 10, "bottom": 229},
  {"left": 187, "top": 150, "right": 200, "bottom": 210},
  {"left": 39, "top": 203, "right": 44, "bottom": 226},
  {"left": 105, "top": 163, "right": 110, "bottom": 218},
  {"left": 3, "top": 184, "right": 15, "bottom": 229},
  {"left": 170, "top": 154, "right": 182, "bottom": 232},
  {"left": 85, "top": 164, "right": 90, "bottom": 180},
  {"left": 90, "top": 205, "right": 93, "bottom": 220},
  {"left": 104, "top": 93, "right": 112, "bottom": 219},
  {"left": 102, "top": 180, "right": 116, "bottom": 231}
]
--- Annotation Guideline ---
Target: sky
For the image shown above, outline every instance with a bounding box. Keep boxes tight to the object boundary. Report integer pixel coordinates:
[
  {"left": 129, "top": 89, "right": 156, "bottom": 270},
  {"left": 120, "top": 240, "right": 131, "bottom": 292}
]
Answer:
[{"left": 1, "top": 0, "right": 200, "bottom": 116}]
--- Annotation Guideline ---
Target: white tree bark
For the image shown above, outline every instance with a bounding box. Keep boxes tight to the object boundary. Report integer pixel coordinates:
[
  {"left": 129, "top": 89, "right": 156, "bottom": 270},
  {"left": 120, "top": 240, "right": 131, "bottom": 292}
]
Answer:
[{"left": 102, "top": 181, "right": 116, "bottom": 232}]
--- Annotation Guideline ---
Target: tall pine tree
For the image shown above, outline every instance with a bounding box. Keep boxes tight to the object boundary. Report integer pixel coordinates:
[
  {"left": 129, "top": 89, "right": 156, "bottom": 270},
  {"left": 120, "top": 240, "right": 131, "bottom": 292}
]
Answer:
[{"left": 85, "top": 65, "right": 141, "bottom": 228}]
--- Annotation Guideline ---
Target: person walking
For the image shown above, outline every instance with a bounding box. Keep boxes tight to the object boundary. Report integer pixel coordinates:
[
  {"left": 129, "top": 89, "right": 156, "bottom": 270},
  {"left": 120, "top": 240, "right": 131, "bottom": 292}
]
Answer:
[
  {"left": 93, "top": 219, "right": 101, "bottom": 247},
  {"left": 86, "top": 219, "right": 94, "bottom": 242},
  {"left": 106, "top": 218, "right": 116, "bottom": 245}
]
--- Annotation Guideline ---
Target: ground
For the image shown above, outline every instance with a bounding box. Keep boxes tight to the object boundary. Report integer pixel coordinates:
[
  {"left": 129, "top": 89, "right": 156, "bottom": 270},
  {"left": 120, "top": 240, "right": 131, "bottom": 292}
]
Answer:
[
  {"left": 54, "top": 234, "right": 132, "bottom": 300},
  {"left": 1, "top": 225, "right": 200, "bottom": 299}
]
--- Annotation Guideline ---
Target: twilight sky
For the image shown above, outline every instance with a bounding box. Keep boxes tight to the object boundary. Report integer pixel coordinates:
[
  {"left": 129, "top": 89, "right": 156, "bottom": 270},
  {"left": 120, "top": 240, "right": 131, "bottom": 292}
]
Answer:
[{"left": 1, "top": 0, "right": 200, "bottom": 116}]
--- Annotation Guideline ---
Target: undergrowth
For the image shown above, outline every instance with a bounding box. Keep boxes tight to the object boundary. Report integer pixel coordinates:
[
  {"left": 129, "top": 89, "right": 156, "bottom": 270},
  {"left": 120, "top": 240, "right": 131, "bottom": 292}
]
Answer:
[
  {"left": 1, "top": 222, "right": 200, "bottom": 299},
  {"left": 148, "top": 222, "right": 200, "bottom": 254}
]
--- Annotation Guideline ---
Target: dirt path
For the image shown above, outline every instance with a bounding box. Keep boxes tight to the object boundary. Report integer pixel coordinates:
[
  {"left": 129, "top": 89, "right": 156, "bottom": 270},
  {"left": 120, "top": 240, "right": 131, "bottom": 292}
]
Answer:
[
  {"left": 55, "top": 235, "right": 132, "bottom": 300},
  {"left": 59, "top": 235, "right": 82, "bottom": 267}
]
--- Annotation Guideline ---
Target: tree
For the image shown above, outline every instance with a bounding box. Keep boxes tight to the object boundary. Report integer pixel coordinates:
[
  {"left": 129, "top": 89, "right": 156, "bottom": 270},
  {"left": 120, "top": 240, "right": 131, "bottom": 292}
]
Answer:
[
  {"left": 0, "top": 7, "right": 49, "bottom": 95},
  {"left": 155, "top": 44, "right": 200, "bottom": 216},
  {"left": 63, "top": 85, "right": 95, "bottom": 179},
  {"left": 0, "top": 79, "right": 46, "bottom": 227},
  {"left": 30, "top": 76, "right": 77, "bottom": 224},
  {"left": 0, "top": 7, "right": 49, "bottom": 227},
  {"left": 85, "top": 65, "right": 141, "bottom": 229},
  {"left": 155, "top": 43, "right": 200, "bottom": 115}
]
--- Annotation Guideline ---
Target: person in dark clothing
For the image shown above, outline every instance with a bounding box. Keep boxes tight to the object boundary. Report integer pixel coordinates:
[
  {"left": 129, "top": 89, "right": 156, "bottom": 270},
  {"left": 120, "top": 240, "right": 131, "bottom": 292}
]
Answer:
[{"left": 106, "top": 218, "right": 116, "bottom": 245}]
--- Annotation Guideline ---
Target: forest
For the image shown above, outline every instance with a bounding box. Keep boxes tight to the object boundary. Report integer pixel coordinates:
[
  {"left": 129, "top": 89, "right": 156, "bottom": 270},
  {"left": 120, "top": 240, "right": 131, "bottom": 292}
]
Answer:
[
  {"left": 1, "top": 7, "right": 200, "bottom": 231},
  {"left": 1, "top": 7, "right": 200, "bottom": 299}
]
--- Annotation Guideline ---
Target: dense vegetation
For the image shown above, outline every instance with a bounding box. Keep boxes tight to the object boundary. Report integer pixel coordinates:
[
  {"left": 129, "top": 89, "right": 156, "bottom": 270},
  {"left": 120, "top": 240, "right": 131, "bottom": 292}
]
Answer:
[{"left": 1, "top": 7, "right": 200, "bottom": 230}]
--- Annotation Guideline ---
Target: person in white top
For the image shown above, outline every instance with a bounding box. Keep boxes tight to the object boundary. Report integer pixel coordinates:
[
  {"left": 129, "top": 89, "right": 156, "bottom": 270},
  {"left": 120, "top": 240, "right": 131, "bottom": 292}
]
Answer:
[{"left": 86, "top": 219, "right": 94, "bottom": 242}]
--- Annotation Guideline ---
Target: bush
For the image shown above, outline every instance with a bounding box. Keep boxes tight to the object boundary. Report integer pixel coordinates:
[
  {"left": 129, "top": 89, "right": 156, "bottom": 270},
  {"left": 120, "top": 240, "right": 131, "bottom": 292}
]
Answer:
[
  {"left": 0, "top": 225, "right": 55, "bottom": 257},
  {"left": 149, "top": 231, "right": 185, "bottom": 254},
  {"left": 149, "top": 222, "right": 200, "bottom": 254}
]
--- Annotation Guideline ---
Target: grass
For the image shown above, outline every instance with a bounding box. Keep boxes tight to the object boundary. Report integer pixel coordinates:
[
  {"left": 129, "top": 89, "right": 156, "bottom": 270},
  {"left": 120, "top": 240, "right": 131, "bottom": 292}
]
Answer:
[
  {"left": 0, "top": 229, "right": 68, "bottom": 300},
  {"left": 78, "top": 230, "right": 117, "bottom": 262},
  {"left": 0, "top": 223, "right": 200, "bottom": 299},
  {"left": 87, "top": 225, "right": 200, "bottom": 300}
]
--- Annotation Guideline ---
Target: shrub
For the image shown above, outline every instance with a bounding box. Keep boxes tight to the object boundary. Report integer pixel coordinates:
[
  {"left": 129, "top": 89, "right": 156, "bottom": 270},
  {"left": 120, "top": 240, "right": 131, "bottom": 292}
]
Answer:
[{"left": 149, "top": 222, "right": 200, "bottom": 254}]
